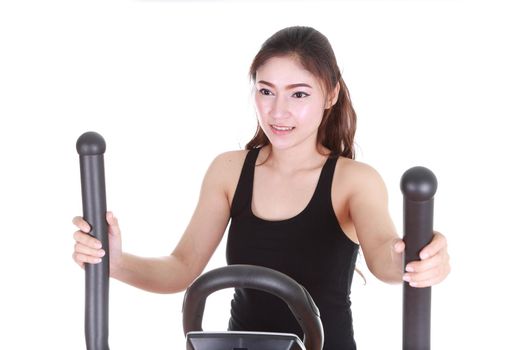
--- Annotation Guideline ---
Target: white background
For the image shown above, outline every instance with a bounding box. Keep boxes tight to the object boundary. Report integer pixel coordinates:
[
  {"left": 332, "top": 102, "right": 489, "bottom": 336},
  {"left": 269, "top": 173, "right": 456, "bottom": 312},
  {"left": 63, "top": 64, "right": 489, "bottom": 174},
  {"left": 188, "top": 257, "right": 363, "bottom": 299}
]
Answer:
[{"left": 1, "top": 0, "right": 524, "bottom": 349}]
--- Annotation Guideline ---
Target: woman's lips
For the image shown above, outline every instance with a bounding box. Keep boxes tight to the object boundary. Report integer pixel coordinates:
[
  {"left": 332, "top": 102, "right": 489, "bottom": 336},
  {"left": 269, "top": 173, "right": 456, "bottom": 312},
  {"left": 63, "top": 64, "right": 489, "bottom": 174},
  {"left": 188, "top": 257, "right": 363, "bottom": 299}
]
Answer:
[{"left": 270, "top": 124, "right": 295, "bottom": 135}]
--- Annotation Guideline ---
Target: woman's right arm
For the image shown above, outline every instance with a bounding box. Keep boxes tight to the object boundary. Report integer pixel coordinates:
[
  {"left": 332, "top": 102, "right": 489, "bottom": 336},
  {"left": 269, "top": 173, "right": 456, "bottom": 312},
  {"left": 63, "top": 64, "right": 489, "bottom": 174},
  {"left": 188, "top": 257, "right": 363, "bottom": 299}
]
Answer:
[{"left": 72, "top": 151, "right": 242, "bottom": 294}]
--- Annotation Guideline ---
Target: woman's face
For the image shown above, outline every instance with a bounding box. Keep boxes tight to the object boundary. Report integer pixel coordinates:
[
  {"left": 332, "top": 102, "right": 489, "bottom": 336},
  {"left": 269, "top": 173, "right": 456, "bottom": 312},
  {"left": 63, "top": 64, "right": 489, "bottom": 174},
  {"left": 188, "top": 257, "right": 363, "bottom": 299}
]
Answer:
[{"left": 254, "top": 55, "right": 330, "bottom": 152}]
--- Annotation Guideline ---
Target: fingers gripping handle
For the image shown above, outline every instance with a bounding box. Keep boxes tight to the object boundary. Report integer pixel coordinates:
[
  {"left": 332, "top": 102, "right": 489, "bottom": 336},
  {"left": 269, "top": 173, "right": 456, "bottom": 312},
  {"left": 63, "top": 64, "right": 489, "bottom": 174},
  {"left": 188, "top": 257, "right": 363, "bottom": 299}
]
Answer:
[
  {"left": 401, "top": 166, "right": 437, "bottom": 350},
  {"left": 77, "top": 132, "right": 110, "bottom": 350}
]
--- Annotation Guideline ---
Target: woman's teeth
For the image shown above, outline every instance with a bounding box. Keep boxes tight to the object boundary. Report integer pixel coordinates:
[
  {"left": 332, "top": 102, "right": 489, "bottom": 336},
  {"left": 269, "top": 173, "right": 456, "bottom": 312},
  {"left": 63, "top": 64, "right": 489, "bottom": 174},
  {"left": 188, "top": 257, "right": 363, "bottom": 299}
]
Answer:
[{"left": 271, "top": 125, "right": 294, "bottom": 131}]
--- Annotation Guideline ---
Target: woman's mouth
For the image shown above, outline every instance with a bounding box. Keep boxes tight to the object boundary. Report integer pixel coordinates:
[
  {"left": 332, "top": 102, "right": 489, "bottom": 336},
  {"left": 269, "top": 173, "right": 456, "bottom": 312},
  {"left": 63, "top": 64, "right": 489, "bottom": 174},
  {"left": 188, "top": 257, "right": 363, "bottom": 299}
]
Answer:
[{"left": 270, "top": 124, "right": 295, "bottom": 134}]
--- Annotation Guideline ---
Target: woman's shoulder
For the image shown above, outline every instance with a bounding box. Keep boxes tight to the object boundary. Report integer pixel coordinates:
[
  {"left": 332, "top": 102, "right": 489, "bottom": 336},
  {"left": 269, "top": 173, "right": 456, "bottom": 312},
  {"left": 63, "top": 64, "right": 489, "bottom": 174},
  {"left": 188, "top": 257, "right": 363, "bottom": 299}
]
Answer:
[
  {"left": 210, "top": 149, "right": 250, "bottom": 169},
  {"left": 334, "top": 157, "right": 386, "bottom": 193},
  {"left": 203, "top": 149, "right": 250, "bottom": 190},
  {"left": 336, "top": 157, "right": 382, "bottom": 178}
]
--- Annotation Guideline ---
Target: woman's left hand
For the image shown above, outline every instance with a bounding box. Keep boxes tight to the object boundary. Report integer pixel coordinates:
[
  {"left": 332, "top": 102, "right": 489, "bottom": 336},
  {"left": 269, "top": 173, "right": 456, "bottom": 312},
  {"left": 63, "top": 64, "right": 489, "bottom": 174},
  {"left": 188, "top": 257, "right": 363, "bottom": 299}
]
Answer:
[{"left": 395, "top": 231, "right": 450, "bottom": 288}]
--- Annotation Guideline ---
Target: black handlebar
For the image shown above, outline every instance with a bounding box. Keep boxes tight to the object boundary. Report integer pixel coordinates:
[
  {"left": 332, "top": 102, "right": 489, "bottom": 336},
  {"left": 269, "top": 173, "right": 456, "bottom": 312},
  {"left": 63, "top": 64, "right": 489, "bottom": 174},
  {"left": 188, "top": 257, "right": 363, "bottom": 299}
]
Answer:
[
  {"left": 77, "top": 131, "right": 110, "bottom": 350},
  {"left": 401, "top": 166, "right": 437, "bottom": 350},
  {"left": 182, "top": 264, "right": 324, "bottom": 350}
]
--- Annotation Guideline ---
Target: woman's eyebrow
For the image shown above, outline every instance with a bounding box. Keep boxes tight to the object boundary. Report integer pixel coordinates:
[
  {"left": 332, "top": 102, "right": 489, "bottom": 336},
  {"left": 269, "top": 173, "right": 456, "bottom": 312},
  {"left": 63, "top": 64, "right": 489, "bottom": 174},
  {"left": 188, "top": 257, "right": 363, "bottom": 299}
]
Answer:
[{"left": 257, "top": 80, "right": 313, "bottom": 89}]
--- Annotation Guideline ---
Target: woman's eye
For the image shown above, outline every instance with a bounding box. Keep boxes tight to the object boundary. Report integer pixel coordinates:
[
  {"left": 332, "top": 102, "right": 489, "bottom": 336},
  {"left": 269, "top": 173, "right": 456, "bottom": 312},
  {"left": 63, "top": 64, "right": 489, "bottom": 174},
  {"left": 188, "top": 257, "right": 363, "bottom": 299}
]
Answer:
[
  {"left": 259, "top": 88, "right": 273, "bottom": 96},
  {"left": 292, "top": 91, "right": 310, "bottom": 98}
]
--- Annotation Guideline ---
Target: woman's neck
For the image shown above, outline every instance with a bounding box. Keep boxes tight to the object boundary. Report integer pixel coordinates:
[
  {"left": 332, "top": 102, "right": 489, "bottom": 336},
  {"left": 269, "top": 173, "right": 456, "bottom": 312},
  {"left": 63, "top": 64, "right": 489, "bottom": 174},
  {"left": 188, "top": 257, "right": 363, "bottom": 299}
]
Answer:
[{"left": 260, "top": 143, "right": 329, "bottom": 174}]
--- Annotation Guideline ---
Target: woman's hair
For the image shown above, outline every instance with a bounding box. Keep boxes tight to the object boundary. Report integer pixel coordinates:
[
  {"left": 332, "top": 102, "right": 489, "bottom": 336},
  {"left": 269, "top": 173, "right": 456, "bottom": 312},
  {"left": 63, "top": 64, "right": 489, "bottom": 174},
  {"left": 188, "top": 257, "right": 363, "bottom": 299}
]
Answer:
[{"left": 245, "top": 26, "right": 357, "bottom": 159}]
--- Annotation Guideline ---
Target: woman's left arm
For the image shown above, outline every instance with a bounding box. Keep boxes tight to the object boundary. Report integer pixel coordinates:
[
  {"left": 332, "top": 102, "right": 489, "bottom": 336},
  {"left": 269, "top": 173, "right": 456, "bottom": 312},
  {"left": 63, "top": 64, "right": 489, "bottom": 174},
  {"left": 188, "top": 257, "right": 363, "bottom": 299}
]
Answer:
[{"left": 348, "top": 163, "right": 450, "bottom": 287}]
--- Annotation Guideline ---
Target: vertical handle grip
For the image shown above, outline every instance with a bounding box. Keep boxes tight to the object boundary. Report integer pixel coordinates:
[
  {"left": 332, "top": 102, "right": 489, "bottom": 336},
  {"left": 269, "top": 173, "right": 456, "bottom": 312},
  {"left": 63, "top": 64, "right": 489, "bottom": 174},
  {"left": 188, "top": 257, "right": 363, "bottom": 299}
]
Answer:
[
  {"left": 77, "top": 131, "right": 110, "bottom": 350},
  {"left": 401, "top": 166, "right": 437, "bottom": 350}
]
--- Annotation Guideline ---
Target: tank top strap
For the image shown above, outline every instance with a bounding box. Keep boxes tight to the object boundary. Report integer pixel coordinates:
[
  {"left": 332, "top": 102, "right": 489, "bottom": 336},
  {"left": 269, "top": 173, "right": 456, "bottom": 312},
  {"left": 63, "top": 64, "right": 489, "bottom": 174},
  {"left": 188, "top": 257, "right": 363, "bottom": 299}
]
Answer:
[
  {"left": 312, "top": 155, "right": 339, "bottom": 208},
  {"left": 230, "top": 148, "right": 261, "bottom": 218}
]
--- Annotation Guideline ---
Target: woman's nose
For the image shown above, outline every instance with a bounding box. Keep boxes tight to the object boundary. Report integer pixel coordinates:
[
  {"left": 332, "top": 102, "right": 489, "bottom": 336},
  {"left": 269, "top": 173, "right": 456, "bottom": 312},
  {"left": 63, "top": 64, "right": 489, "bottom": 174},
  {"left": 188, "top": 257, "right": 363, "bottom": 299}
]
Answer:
[{"left": 270, "top": 95, "right": 290, "bottom": 120}]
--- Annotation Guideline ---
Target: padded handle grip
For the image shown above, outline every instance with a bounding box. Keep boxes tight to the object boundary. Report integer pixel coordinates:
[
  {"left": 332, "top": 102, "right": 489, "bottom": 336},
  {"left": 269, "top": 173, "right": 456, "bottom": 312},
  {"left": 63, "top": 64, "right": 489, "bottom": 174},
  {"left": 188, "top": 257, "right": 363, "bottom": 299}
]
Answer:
[
  {"left": 401, "top": 166, "right": 437, "bottom": 350},
  {"left": 77, "top": 131, "right": 110, "bottom": 350}
]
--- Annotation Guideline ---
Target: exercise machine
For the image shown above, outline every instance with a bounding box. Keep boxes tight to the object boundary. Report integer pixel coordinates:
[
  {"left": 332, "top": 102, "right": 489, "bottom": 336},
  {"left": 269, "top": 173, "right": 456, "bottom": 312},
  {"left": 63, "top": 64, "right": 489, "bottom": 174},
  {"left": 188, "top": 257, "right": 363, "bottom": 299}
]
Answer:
[{"left": 77, "top": 131, "right": 437, "bottom": 350}]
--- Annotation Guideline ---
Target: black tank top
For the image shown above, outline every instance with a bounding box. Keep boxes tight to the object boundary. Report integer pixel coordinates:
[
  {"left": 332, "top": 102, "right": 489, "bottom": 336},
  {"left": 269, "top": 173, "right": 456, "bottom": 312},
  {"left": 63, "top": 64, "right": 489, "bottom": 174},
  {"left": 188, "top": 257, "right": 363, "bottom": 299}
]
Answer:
[{"left": 226, "top": 148, "right": 360, "bottom": 350}]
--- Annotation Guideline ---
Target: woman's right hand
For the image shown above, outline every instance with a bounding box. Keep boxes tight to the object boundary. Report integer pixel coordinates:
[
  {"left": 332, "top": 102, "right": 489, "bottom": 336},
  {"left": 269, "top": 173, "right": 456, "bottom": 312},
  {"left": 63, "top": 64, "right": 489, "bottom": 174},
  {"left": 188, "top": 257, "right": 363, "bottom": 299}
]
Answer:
[{"left": 72, "top": 211, "right": 123, "bottom": 275}]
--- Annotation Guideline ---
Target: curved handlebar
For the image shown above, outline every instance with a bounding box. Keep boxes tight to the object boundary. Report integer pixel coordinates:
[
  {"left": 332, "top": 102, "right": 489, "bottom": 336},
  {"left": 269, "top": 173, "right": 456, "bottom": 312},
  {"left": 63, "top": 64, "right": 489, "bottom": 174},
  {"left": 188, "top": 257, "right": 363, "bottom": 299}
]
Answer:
[{"left": 182, "top": 264, "right": 324, "bottom": 350}]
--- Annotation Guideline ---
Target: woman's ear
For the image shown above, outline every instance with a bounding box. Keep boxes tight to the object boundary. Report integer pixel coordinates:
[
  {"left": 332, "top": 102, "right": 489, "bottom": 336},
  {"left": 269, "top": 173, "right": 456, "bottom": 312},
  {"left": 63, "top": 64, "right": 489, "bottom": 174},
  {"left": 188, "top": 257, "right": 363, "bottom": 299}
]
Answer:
[{"left": 325, "top": 82, "right": 340, "bottom": 109}]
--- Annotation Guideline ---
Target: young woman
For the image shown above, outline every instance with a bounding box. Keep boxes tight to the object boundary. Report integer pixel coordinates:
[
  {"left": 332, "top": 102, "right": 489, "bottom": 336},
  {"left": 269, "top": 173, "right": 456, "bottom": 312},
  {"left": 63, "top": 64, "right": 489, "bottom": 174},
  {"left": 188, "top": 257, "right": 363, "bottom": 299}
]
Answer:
[{"left": 72, "top": 26, "right": 450, "bottom": 349}]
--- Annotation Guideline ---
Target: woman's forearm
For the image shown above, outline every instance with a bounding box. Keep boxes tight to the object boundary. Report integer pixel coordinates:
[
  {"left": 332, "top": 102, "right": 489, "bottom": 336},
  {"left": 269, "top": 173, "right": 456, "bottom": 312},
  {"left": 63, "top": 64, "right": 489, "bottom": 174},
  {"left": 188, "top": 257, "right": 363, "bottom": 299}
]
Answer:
[
  {"left": 368, "top": 238, "right": 404, "bottom": 284},
  {"left": 111, "top": 253, "right": 196, "bottom": 294}
]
